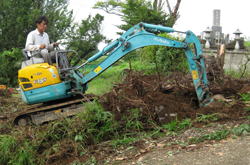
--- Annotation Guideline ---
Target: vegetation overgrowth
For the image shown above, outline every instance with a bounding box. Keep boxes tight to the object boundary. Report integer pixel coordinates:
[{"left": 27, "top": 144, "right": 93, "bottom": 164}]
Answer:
[
  {"left": 1, "top": 55, "right": 250, "bottom": 164},
  {"left": 1, "top": 99, "right": 250, "bottom": 164},
  {"left": 0, "top": 48, "right": 23, "bottom": 87},
  {"left": 140, "top": 33, "right": 189, "bottom": 73}
]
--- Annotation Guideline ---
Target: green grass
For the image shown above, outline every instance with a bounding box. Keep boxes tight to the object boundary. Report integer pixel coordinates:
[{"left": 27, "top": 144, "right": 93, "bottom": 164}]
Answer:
[
  {"left": 0, "top": 135, "right": 36, "bottom": 165},
  {"left": 190, "top": 123, "right": 250, "bottom": 143},
  {"left": 111, "top": 134, "right": 140, "bottom": 148},
  {"left": 150, "top": 117, "right": 193, "bottom": 138},
  {"left": 224, "top": 67, "right": 250, "bottom": 79},
  {"left": 239, "top": 93, "right": 250, "bottom": 112},
  {"left": 12, "top": 93, "right": 21, "bottom": 98},
  {"left": 85, "top": 62, "right": 130, "bottom": 95},
  {"left": 195, "top": 113, "right": 221, "bottom": 123}
]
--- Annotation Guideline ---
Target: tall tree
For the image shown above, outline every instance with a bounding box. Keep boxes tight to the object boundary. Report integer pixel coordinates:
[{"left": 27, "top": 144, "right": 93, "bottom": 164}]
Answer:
[
  {"left": 64, "top": 14, "right": 107, "bottom": 65},
  {"left": 118, "top": 0, "right": 170, "bottom": 33},
  {"left": 94, "top": 0, "right": 169, "bottom": 35},
  {"left": 154, "top": 0, "right": 163, "bottom": 11},
  {"left": 0, "top": 0, "right": 73, "bottom": 52},
  {"left": 166, "top": 0, "right": 181, "bottom": 27},
  {"left": 40, "top": 0, "right": 73, "bottom": 43}
]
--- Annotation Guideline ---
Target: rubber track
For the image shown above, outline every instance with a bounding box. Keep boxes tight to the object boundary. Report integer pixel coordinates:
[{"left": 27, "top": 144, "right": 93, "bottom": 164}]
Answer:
[{"left": 12, "top": 96, "right": 94, "bottom": 122}]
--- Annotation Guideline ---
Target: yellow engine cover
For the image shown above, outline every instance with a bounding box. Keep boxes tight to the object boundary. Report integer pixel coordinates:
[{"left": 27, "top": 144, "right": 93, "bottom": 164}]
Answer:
[{"left": 18, "top": 63, "right": 61, "bottom": 91}]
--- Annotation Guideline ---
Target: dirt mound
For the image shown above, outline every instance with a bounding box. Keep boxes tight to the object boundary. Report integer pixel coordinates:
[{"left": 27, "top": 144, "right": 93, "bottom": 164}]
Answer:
[{"left": 100, "top": 72, "right": 250, "bottom": 125}]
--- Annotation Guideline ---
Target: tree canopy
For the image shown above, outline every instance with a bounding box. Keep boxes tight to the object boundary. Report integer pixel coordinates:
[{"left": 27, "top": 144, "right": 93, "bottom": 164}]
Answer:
[
  {"left": 64, "top": 13, "right": 107, "bottom": 65},
  {"left": 119, "top": 0, "right": 170, "bottom": 32},
  {"left": 0, "top": 0, "right": 73, "bottom": 52},
  {"left": 93, "top": 0, "right": 181, "bottom": 35}
]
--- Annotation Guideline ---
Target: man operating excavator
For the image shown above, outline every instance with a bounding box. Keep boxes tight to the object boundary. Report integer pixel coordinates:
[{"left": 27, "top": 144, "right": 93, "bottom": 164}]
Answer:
[{"left": 25, "top": 16, "right": 68, "bottom": 69}]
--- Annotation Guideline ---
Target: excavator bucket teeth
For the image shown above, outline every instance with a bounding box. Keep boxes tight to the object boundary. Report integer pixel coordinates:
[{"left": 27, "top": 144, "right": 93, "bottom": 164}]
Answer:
[{"left": 206, "top": 94, "right": 225, "bottom": 107}]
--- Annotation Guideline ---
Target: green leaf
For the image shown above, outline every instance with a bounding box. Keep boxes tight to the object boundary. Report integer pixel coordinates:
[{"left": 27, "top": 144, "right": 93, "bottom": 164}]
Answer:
[{"left": 75, "top": 135, "right": 83, "bottom": 142}]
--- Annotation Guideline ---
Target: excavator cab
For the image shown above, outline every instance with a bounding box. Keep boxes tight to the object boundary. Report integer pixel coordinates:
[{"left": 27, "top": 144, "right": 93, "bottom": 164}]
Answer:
[{"left": 18, "top": 46, "right": 86, "bottom": 105}]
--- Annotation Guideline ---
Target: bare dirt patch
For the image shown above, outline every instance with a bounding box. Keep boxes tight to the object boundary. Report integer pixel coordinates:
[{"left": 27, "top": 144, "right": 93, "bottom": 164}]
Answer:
[{"left": 118, "top": 134, "right": 250, "bottom": 165}]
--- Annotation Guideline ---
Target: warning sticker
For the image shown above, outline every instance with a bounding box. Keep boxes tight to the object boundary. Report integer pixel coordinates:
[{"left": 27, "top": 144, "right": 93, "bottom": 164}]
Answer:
[
  {"left": 192, "top": 70, "right": 198, "bottom": 79},
  {"left": 94, "top": 66, "right": 102, "bottom": 74},
  {"left": 55, "top": 110, "right": 61, "bottom": 114}
]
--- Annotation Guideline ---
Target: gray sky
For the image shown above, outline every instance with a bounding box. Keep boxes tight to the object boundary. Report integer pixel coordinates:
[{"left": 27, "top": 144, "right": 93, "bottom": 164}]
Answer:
[{"left": 68, "top": 0, "right": 250, "bottom": 49}]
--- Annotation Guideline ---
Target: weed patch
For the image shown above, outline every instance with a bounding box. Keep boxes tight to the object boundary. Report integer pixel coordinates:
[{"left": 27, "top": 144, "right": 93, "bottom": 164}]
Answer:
[{"left": 0, "top": 135, "right": 36, "bottom": 165}]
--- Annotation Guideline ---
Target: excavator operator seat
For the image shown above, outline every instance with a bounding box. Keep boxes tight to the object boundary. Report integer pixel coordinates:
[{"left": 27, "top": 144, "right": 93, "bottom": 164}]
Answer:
[
  {"left": 21, "top": 49, "right": 45, "bottom": 68},
  {"left": 22, "top": 49, "right": 29, "bottom": 61}
]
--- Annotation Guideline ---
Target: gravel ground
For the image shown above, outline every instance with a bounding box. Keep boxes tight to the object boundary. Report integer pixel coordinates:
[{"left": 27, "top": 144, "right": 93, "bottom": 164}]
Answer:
[{"left": 119, "top": 135, "right": 250, "bottom": 165}]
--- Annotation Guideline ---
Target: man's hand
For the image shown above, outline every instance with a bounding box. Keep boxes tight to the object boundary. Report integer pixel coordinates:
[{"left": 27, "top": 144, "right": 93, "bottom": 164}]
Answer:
[
  {"left": 40, "top": 44, "right": 46, "bottom": 49},
  {"left": 53, "top": 42, "right": 59, "bottom": 48}
]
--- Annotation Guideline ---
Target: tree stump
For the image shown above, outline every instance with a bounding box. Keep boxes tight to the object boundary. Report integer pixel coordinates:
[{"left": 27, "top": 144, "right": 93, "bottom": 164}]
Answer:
[{"left": 203, "top": 45, "right": 225, "bottom": 82}]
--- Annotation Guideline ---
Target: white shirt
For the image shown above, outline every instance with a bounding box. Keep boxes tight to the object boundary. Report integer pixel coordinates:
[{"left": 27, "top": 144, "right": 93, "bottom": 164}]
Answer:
[{"left": 25, "top": 29, "right": 54, "bottom": 56}]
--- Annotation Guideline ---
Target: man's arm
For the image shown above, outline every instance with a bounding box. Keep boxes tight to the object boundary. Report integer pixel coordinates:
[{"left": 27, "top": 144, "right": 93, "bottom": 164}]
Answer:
[
  {"left": 47, "top": 42, "right": 60, "bottom": 51},
  {"left": 45, "top": 33, "right": 55, "bottom": 51},
  {"left": 25, "top": 32, "right": 40, "bottom": 51}
]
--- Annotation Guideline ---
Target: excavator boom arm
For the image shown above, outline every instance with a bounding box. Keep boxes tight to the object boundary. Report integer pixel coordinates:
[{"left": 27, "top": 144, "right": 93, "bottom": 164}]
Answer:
[{"left": 72, "top": 22, "right": 213, "bottom": 107}]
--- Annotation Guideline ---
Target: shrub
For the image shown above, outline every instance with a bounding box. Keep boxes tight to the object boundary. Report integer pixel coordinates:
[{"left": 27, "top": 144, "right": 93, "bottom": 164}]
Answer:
[
  {"left": 140, "top": 33, "right": 188, "bottom": 73},
  {"left": 0, "top": 135, "right": 35, "bottom": 165},
  {"left": 0, "top": 48, "right": 23, "bottom": 87}
]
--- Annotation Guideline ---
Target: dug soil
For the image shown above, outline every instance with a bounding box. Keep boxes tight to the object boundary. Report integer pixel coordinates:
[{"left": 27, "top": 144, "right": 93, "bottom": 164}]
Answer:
[
  {"left": 100, "top": 72, "right": 249, "bottom": 126},
  {"left": 1, "top": 65, "right": 250, "bottom": 164}
]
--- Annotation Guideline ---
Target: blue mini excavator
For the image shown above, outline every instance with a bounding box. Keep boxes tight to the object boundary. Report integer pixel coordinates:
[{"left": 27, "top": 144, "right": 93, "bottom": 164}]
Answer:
[{"left": 15, "top": 22, "right": 214, "bottom": 126}]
